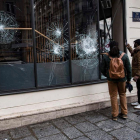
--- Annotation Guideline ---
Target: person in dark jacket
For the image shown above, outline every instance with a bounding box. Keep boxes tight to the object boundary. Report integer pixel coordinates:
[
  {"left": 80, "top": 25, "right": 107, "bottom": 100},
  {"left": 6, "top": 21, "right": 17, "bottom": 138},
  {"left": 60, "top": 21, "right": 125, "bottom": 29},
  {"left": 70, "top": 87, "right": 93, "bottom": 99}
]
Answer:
[
  {"left": 101, "top": 41, "right": 132, "bottom": 121},
  {"left": 126, "top": 39, "right": 140, "bottom": 109}
]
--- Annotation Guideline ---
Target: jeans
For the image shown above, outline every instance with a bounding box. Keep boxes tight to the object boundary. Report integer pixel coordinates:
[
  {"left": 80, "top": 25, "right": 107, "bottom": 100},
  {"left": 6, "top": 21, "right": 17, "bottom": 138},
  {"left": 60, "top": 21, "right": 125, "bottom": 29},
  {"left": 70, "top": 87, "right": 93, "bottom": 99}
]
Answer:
[
  {"left": 108, "top": 81, "right": 127, "bottom": 117},
  {"left": 136, "top": 79, "right": 140, "bottom": 104}
]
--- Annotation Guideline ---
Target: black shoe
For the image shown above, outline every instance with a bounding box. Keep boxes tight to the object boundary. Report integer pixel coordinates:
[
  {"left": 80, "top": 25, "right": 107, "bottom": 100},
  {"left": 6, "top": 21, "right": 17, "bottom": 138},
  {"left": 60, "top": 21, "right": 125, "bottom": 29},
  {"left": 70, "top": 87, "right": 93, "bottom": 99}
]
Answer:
[
  {"left": 112, "top": 116, "right": 117, "bottom": 121},
  {"left": 119, "top": 113, "right": 127, "bottom": 119}
]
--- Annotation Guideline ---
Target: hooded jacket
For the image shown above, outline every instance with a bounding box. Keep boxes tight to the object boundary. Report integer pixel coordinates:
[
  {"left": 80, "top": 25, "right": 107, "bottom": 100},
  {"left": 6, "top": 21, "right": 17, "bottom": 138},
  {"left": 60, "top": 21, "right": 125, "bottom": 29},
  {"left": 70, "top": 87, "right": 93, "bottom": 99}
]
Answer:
[{"left": 127, "top": 45, "right": 140, "bottom": 77}]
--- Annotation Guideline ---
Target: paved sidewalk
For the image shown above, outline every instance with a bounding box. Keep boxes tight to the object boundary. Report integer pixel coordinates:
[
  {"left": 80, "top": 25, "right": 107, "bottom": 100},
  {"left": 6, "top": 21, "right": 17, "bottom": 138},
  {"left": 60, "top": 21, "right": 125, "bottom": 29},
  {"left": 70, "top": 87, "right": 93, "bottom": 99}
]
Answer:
[{"left": 0, "top": 103, "right": 140, "bottom": 140}]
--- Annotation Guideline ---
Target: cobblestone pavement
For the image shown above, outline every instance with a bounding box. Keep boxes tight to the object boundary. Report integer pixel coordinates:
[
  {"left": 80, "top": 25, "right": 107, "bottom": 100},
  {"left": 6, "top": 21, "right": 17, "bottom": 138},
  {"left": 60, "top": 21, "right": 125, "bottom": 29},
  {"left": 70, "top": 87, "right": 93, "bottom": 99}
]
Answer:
[{"left": 0, "top": 103, "right": 140, "bottom": 140}]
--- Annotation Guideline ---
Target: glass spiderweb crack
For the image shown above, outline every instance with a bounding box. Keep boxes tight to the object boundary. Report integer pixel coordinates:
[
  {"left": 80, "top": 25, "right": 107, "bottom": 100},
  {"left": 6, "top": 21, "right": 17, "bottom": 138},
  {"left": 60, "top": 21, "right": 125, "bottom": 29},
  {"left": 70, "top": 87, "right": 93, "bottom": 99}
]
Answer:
[
  {"left": 45, "top": 21, "right": 69, "bottom": 58},
  {"left": 73, "top": 32, "right": 99, "bottom": 68},
  {"left": 0, "top": 11, "right": 18, "bottom": 44},
  {"left": 46, "top": 41, "right": 69, "bottom": 58}
]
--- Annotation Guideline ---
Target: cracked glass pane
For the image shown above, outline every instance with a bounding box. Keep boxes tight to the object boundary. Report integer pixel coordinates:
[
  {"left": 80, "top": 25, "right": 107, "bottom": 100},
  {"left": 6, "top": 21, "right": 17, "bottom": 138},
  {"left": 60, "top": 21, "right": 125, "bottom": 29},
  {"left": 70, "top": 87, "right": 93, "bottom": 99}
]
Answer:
[
  {"left": 0, "top": 0, "right": 35, "bottom": 91},
  {"left": 34, "top": 0, "right": 70, "bottom": 87},
  {"left": 70, "top": 0, "right": 99, "bottom": 83}
]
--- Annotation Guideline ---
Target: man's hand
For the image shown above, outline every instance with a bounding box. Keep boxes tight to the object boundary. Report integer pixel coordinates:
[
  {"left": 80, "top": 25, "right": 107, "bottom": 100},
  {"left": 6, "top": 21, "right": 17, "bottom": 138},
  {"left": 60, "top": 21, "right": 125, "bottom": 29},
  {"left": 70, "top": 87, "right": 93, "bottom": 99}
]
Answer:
[
  {"left": 126, "top": 44, "right": 130, "bottom": 48},
  {"left": 133, "top": 76, "right": 139, "bottom": 82}
]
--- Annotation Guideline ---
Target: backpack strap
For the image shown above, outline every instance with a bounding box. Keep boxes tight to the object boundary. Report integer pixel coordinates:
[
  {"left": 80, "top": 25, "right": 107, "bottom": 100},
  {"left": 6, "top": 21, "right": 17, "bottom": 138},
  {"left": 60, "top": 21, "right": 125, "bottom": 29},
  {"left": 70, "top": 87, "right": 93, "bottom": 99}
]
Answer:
[
  {"left": 104, "top": 52, "right": 125, "bottom": 59},
  {"left": 104, "top": 53, "right": 113, "bottom": 59},
  {"left": 119, "top": 53, "right": 125, "bottom": 59},
  {"left": 102, "top": 53, "right": 108, "bottom": 56}
]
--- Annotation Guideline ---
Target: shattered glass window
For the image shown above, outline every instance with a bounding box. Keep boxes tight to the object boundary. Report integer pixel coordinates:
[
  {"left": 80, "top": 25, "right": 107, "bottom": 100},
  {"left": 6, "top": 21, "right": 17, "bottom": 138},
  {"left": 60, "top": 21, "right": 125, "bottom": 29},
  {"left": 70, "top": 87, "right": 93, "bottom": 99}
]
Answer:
[
  {"left": 0, "top": 0, "right": 35, "bottom": 91},
  {"left": 70, "top": 0, "right": 99, "bottom": 83},
  {"left": 0, "top": 0, "right": 114, "bottom": 93},
  {"left": 34, "top": 0, "right": 70, "bottom": 87}
]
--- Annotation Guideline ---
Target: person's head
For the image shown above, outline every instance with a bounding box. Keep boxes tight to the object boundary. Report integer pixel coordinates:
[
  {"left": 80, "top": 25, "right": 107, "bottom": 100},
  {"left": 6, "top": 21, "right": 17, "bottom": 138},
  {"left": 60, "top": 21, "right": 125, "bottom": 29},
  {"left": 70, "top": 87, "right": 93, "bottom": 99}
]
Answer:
[
  {"left": 134, "top": 39, "right": 140, "bottom": 48},
  {"left": 109, "top": 41, "right": 120, "bottom": 57}
]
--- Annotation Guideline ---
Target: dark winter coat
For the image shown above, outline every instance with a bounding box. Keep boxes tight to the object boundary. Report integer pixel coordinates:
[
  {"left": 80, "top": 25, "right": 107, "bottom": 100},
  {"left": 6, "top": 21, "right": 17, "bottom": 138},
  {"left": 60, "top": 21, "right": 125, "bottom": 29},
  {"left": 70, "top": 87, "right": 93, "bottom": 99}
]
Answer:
[{"left": 127, "top": 45, "right": 140, "bottom": 77}]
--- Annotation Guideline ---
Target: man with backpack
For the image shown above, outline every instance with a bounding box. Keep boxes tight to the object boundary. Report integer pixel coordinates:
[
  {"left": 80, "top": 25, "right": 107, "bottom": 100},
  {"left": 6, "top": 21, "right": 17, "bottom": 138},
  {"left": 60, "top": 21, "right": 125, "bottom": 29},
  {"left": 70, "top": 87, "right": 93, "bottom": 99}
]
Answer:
[
  {"left": 101, "top": 41, "right": 132, "bottom": 121},
  {"left": 126, "top": 39, "right": 140, "bottom": 109}
]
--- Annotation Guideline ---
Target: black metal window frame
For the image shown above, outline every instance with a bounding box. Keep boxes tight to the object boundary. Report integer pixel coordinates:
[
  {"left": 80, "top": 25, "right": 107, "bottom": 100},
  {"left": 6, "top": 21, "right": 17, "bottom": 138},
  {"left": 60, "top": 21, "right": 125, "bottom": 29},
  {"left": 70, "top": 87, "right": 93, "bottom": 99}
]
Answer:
[{"left": 0, "top": 0, "right": 126, "bottom": 96}]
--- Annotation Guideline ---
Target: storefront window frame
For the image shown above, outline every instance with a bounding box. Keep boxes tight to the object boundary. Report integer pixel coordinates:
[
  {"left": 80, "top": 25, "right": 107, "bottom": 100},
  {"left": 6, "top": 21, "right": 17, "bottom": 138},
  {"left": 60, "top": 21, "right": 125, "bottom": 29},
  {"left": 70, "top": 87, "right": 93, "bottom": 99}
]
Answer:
[{"left": 0, "top": 0, "right": 126, "bottom": 96}]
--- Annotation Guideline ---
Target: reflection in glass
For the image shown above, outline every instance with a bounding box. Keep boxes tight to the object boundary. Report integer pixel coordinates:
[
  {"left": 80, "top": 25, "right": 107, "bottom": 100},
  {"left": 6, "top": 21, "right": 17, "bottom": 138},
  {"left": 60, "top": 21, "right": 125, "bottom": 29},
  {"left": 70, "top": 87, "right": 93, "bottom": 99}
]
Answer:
[
  {"left": 34, "top": 0, "right": 70, "bottom": 87},
  {"left": 99, "top": 0, "right": 112, "bottom": 79},
  {"left": 70, "top": 0, "right": 99, "bottom": 83},
  {"left": 0, "top": 0, "right": 35, "bottom": 91},
  {"left": 100, "top": 18, "right": 112, "bottom": 53}
]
